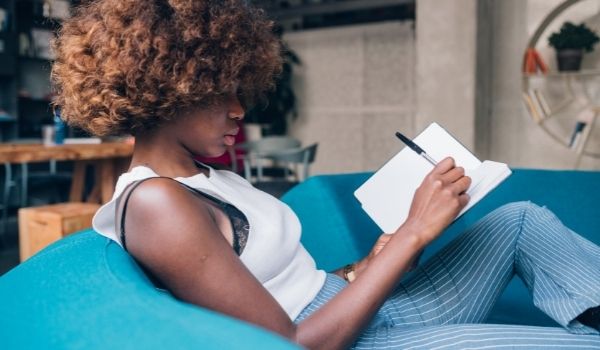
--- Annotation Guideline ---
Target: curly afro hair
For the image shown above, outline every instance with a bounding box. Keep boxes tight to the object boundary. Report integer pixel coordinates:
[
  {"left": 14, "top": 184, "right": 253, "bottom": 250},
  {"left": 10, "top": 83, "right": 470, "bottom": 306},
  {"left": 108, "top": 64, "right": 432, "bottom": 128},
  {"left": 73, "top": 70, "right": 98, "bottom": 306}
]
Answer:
[{"left": 51, "top": 0, "right": 283, "bottom": 136}]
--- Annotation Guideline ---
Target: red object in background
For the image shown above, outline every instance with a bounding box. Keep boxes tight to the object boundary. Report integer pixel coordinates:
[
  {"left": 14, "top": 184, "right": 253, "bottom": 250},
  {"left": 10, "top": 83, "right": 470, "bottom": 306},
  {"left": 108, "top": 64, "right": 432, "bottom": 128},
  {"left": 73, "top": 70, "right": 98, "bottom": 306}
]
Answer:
[
  {"left": 194, "top": 125, "right": 247, "bottom": 173},
  {"left": 523, "top": 48, "right": 548, "bottom": 74}
]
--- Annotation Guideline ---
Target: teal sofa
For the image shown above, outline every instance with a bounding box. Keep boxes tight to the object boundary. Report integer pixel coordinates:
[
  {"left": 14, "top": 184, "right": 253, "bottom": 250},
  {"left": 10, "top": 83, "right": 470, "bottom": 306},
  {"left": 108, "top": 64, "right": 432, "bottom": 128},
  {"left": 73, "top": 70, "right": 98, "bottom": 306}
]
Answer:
[{"left": 0, "top": 169, "right": 598, "bottom": 348}]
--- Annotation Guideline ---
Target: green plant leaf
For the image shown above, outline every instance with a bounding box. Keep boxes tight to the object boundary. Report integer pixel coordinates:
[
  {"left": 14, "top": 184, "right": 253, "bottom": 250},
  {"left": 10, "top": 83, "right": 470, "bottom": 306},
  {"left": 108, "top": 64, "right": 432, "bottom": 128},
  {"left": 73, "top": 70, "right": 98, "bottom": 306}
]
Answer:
[{"left": 548, "top": 21, "right": 600, "bottom": 52}]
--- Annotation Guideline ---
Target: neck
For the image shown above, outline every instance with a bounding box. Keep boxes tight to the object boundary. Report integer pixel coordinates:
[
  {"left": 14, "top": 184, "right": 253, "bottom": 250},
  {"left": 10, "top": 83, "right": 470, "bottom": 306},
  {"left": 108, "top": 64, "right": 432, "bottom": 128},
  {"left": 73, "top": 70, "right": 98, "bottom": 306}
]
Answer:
[{"left": 129, "top": 130, "right": 207, "bottom": 178}]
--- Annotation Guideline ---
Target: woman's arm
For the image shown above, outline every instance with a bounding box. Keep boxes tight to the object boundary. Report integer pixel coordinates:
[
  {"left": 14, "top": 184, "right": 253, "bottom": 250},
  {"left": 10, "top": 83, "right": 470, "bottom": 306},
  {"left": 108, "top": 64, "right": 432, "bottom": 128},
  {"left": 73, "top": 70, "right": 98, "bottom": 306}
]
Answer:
[
  {"left": 125, "top": 157, "right": 469, "bottom": 350},
  {"left": 330, "top": 234, "right": 392, "bottom": 281}
]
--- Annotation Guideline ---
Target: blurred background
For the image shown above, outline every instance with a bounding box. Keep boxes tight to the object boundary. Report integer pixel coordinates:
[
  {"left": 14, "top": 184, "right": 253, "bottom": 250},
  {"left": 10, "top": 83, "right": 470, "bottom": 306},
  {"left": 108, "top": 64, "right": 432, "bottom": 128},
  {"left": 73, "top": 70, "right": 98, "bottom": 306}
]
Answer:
[{"left": 1, "top": 0, "right": 600, "bottom": 274}]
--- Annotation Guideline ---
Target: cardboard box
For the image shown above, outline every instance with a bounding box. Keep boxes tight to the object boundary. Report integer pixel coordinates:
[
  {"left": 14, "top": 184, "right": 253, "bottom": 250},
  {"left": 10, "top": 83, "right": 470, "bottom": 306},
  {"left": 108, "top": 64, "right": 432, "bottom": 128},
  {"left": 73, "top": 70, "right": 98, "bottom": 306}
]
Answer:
[{"left": 19, "top": 202, "right": 100, "bottom": 261}]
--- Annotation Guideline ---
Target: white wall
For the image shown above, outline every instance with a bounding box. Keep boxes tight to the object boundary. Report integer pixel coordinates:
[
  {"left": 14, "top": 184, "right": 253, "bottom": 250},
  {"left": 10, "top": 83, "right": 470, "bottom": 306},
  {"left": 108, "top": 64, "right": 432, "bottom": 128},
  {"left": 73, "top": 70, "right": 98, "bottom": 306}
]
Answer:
[{"left": 285, "top": 21, "right": 416, "bottom": 174}]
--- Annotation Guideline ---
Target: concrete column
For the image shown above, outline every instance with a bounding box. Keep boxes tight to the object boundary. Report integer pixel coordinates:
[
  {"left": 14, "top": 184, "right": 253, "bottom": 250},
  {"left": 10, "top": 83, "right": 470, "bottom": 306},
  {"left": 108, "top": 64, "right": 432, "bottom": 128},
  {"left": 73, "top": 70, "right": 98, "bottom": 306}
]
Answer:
[
  {"left": 416, "top": 0, "right": 479, "bottom": 151},
  {"left": 487, "top": 0, "right": 528, "bottom": 165}
]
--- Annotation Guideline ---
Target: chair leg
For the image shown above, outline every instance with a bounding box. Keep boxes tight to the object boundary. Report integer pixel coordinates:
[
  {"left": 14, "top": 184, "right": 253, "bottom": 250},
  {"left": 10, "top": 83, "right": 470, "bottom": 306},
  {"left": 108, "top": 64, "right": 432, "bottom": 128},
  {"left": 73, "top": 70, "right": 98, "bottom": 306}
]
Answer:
[
  {"left": 1, "top": 163, "right": 13, "bottom": 244},
  {"left": 293, "top": 163, "right": 299, "bottom": 182},
  {"left": 20, "top": 163, "right": 28, "bottom": 207},
  {"left": 49, "top": 159, "right": 57, "bottom": 174},
  {"left": 302, "top": 152, "right": 310, "bottom": 182},
  {"left": 243, "top": 158, "right": 252, "bottom": 181},
  {"left": 257, "top": 158, "right": 264, "bottom": 182},
  {"left": 0, "top": 200, "right": 7, "bottom": 245},
  {"left": 0, "top": 205, "right": 6, "bottom": 243},
  {"left": 0, "top": 206, "right": 5, "bottom": 247}
]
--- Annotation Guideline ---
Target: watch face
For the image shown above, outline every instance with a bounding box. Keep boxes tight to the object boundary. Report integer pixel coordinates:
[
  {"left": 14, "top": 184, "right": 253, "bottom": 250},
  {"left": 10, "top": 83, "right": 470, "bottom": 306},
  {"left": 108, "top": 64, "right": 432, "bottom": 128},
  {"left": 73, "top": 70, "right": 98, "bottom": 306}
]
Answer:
[{"left": 344, "top": 263, "right": 357, "bottom": 282}]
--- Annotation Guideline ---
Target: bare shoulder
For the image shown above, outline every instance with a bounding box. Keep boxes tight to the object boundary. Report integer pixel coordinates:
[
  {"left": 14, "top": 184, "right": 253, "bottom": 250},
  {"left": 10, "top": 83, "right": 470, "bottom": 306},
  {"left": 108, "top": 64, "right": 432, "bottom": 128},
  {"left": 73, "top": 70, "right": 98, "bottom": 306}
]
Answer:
[
  {"left": 123, "top": 177, "right": 216, "bottom": 253},
  {"left": 126, "top": 177, "right": 199, "bottom": 213}
]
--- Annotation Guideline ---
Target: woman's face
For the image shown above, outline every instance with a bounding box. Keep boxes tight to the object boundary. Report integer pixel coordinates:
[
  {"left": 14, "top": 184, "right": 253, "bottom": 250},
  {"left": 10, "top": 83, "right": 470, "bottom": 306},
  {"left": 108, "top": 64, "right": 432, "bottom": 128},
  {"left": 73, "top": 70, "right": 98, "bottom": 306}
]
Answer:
[{"left": 176, "top": 94, "right": 245, "bottom": 158}]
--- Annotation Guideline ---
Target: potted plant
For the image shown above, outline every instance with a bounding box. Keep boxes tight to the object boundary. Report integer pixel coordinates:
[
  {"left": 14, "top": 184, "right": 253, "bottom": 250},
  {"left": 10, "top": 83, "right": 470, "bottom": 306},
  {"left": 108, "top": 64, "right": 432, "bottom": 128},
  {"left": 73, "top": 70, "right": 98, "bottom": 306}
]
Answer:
[
  {"left": 245, "top": 28, "right": 301, "bottom": 138},
  {"left": 548, "top": 21, "right": 599, "bottom": 71}
]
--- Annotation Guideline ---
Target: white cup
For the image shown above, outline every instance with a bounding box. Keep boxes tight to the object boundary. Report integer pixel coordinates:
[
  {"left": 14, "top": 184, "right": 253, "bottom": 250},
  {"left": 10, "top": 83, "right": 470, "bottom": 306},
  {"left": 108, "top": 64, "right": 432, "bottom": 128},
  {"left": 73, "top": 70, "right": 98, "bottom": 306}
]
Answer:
[{"left": 42, "top": 125, "right": 56, "bottom": 146}]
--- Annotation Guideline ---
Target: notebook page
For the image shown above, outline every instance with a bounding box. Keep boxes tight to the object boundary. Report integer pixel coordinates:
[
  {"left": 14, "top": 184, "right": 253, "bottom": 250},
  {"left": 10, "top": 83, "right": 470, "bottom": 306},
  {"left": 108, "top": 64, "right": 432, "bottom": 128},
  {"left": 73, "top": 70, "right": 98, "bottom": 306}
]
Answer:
[
  {"left": 355, "top": 123, "right": 488, "bottom": 233},
  {"left": 461, "top": 160, "right": 512, "bottom": 216},
  {"left": 414, "top": 123, "right": 481, "bottom": 171}
]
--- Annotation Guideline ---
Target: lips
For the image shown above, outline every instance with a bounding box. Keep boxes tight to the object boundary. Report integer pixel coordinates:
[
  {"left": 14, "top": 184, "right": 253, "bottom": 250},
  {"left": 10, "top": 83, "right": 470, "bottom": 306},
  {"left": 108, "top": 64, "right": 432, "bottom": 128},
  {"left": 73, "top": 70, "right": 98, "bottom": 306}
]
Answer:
[
  {"left": 224, "top": 128, "right": 239, "bottom": 146},
  {"left": 223, "top": 135, "right": 236, "bottom": 146}
]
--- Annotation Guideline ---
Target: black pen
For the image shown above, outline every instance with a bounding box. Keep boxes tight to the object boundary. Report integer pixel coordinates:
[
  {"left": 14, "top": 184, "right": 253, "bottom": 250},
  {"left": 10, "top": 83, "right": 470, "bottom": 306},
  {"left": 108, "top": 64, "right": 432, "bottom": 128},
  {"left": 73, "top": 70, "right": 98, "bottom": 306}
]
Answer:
[{"left": 395, "top": 131, "right": 438, "bottom": 166}]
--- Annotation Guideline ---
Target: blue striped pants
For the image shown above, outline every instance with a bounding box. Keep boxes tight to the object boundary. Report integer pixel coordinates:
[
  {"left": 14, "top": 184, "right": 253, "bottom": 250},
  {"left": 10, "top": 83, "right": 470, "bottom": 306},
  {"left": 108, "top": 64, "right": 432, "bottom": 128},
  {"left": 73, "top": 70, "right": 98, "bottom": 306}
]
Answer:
[{"left": 295, "top": 202, "right": 600, "bottom": 349}]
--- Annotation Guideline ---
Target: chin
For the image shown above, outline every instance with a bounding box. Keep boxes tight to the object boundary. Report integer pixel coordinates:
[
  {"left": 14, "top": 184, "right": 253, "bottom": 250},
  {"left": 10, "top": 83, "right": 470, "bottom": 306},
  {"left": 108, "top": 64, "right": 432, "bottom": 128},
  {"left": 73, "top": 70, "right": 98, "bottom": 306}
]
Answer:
[{"left": 199, "top": 148, "right": 228, "bottom": 159}]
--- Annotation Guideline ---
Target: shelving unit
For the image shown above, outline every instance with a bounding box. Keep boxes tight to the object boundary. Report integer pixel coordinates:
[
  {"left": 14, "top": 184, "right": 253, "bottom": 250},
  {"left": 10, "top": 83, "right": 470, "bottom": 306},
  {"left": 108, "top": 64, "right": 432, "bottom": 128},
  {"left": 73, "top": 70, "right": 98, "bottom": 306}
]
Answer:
[
  {"left": 521, "top": 0, "right": 600, "bottom": 169},
  {"left": 16, "top": 0, "right": 63, "bottom": 139},
  {"left": 0, "top": 0, "right": 74, "bottom": 142},
  {"left": 0, "top": 0, "right": 17, "bottom": 142},
  {"left": 523, "top": 70, "right": 600, "bottom": 167}
]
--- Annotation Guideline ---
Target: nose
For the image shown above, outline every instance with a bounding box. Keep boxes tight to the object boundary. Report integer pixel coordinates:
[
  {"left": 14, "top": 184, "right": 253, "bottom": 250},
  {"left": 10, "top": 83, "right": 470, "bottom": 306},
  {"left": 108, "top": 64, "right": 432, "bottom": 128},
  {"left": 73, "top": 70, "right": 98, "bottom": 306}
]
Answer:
[{"left": 229, "top": 96, "right": 245, "bottom": 121}]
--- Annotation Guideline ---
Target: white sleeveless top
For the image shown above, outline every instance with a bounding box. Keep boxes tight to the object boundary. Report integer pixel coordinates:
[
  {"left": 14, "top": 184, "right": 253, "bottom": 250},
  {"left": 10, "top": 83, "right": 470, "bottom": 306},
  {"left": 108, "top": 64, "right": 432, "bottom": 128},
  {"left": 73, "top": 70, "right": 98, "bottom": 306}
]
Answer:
[{"left": 92, "top": 165, "right": 326, "bottom": 319}]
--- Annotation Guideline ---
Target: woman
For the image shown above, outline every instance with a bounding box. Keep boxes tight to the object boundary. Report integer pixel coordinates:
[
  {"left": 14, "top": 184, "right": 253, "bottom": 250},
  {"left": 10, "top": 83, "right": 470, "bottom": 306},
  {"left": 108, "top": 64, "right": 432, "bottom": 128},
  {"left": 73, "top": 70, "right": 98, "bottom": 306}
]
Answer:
[{"left": 52, "top": 1, "right": 600, "bottom": 349}]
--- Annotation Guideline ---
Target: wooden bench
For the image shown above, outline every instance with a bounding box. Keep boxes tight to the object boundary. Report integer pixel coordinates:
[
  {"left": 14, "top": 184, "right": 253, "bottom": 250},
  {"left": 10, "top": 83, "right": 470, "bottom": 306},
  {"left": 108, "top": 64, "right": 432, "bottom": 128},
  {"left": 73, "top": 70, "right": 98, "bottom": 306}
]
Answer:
[{"left": 18, "top": 202, "right": 101, "bottom": 261}]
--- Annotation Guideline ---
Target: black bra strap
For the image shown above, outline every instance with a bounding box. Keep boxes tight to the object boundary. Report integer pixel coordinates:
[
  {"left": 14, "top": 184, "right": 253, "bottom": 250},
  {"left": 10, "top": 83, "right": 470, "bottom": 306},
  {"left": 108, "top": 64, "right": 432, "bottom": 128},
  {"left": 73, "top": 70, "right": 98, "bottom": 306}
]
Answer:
[{"left": 119, "top": 177, "right": 164, "bottom": 251}]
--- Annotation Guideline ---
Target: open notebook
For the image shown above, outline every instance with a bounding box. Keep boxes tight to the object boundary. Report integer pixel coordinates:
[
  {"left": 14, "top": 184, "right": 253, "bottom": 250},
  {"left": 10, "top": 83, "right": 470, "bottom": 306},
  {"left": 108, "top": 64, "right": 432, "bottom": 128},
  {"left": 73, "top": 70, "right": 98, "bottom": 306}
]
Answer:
[{"left": 354, "top": 123, "right": 512, "bottom": 233}]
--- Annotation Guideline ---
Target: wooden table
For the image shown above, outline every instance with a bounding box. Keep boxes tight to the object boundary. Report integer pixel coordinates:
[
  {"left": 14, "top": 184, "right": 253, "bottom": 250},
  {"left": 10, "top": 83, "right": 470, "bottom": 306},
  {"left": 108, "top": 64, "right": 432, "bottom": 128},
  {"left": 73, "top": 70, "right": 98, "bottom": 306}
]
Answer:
[{"left": 0, "top": 142, "right": 134, "bottom": 204}]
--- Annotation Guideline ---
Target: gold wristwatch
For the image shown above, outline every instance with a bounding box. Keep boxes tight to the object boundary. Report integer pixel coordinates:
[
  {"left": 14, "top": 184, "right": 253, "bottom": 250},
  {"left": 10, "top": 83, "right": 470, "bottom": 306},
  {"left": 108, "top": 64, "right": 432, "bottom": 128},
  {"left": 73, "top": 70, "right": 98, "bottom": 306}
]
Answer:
[{"left": 343, "top": 263, "right": 357, "bottom": 283}]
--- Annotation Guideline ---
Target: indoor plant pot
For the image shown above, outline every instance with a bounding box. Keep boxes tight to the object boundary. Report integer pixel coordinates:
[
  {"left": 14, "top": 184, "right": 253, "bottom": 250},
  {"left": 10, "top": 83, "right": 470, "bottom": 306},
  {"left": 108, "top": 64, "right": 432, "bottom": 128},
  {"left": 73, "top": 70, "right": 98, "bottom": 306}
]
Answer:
[
  {"left": 548, "top": 22, "right": 599, "bottom": 72},
  {"left": 556, "top": 48, "right": 583, "bottom": 71}
]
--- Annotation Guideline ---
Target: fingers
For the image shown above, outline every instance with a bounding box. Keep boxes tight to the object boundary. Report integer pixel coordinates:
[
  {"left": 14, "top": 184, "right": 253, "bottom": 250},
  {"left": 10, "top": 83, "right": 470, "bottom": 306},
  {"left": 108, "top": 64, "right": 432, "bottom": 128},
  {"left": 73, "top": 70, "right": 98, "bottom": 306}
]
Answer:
[
  {"left": 431, "top": 157, "right": 455, "bottom": 175},
  {"left": 440, "top": 166, "right": 465, "bottom": 184},
  {"left": 427, "top": 157, "right": 471, "bottom": 196},
  {"left": 458, "top": 192, "right": 470, "bottom": 207},
  {"left": 449, "top": 175, "right": 472, "bottom": 194}
]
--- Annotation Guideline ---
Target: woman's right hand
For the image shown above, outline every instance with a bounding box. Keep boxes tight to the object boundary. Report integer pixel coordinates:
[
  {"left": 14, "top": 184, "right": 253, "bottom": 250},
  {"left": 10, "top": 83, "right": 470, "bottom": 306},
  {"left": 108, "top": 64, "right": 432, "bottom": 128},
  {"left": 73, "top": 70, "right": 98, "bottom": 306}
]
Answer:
[{"left": 399, "top": 157, "right": 471, "bottom": 248}]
